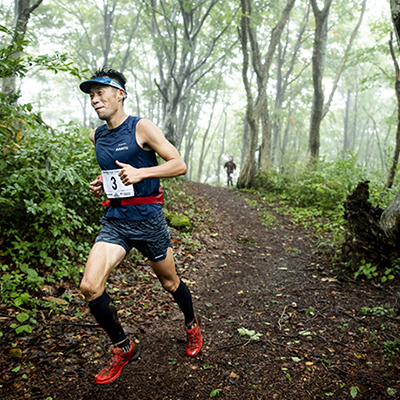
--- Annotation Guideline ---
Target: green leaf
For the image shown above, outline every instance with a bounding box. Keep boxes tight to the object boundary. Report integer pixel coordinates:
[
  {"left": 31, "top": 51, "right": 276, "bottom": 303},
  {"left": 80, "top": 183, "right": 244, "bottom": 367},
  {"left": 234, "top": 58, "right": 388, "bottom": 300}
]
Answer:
[
  {"left": 12, "top": 366, "right": 21, "bottom": 373},
  {"left": 16, "top": 312, "right": 29, "bottom": 323},
  {"left": 16, "top": 324, "right": 32, "bottom": 334},
  {"left": 237, "top": 327, "right": 262, "bottom": 340},
  {"left": 350, "top": 386, "right": 359, "bottom": 398},
  {"left": 210, "top": 388, "right": 222, "bottom": 397}
]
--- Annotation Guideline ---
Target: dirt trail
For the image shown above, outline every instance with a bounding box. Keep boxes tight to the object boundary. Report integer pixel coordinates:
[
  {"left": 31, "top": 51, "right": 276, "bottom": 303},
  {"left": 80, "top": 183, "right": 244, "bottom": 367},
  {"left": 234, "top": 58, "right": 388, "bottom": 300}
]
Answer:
[{"left": 2, "top": 182, "right": 400, "bottom": 399}]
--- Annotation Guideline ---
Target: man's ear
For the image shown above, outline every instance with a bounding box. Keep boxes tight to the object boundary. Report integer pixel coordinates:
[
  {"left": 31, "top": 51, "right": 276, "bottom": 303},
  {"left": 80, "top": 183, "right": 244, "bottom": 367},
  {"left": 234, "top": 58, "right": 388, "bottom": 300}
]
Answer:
[{"left": 117, "top": 88, "right": 125, "bottom": 102}]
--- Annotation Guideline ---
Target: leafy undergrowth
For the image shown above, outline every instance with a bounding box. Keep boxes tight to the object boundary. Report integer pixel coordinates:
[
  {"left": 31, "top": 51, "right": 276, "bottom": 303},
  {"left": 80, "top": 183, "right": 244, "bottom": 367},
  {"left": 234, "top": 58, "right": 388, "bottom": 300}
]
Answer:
[
  {"left": 1, "top": 180, "right": 400, "bottom": 400},
  {"left": 0, "top": 179, "right": 206, "bottom": 397}
]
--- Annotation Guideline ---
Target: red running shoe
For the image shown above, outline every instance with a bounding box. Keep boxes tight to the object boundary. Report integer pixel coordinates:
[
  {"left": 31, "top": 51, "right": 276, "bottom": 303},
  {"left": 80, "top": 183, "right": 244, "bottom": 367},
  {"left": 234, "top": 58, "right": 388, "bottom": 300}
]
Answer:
[
  {"left": 185, "top": 316, "right": 203, "bottom": 357},
  {"left": 95, "top": 341, "right": 140, "bottom": 384}
]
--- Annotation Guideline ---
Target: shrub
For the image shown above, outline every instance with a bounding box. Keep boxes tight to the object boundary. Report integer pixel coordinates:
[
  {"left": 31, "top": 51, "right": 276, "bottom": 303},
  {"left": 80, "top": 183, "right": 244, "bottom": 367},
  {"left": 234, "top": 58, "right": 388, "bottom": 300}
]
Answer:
[{"left": 0, "top": 102, "right": 101, "bottom": 302}]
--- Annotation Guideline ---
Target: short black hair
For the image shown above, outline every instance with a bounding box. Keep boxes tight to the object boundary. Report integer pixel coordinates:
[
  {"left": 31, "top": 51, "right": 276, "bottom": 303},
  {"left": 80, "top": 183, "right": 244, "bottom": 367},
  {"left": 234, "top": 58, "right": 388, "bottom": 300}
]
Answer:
[{"left": 91, "top": 66, "right": 127, "bottom": 92}]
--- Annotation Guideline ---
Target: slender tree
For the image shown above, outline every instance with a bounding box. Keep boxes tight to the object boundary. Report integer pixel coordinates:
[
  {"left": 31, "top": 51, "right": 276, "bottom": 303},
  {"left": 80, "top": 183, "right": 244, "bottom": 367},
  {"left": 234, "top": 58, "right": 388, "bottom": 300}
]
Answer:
[
  {"left": 387, "top": 10, "right": 400, "bottom": 188},
  {"left": 146, "top": 0, "right": 236, "bottom": 145},
  {"left": 272, "top": 3, "right": 311, "bottom": 166},
  {"left": 237, "top": 0, "right": 296, "bottom": 188},
  {"left": 307, "top": 0, "right": 333, "bottom": 163},
  {"left": 2, "top": 0, "right": 43, "bottom": 95},
  {"left": 308, "top": 0, "right": 366, "bottom": 163}
]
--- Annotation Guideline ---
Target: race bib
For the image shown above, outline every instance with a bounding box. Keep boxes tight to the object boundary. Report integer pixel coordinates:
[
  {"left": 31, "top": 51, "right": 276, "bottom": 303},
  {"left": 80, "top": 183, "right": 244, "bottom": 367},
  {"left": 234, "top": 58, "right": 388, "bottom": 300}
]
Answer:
[{"left": 102, "top": 169, "right": 135, "bottom": 198}]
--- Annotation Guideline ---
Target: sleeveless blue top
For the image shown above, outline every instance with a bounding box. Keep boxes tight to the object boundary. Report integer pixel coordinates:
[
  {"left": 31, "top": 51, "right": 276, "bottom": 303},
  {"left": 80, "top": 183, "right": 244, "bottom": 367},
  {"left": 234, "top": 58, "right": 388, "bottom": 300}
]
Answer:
[{"left": 94, "top": 116, "right": 162, "bottom": 220}]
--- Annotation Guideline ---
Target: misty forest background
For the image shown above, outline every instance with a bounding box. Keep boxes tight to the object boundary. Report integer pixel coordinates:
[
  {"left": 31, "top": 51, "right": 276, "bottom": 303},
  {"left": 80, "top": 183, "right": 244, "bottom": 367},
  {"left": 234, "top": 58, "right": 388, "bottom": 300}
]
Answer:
[{"left": 2, "top": 0, "right": 400, "bottom": 335}]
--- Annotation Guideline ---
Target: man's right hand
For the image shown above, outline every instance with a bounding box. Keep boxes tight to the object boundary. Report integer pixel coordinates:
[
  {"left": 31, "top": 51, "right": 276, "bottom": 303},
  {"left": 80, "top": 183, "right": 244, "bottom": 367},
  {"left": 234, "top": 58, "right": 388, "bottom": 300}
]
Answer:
[{"left": 89, "top": 176, "right": 104, "bottom": 198}]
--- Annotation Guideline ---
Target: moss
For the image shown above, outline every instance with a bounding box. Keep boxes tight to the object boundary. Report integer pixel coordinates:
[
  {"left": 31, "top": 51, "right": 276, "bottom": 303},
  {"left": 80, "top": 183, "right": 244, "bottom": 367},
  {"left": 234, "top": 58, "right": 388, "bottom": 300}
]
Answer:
[{"left": 166, "top": 213, "right": 192, "bottom": 231}]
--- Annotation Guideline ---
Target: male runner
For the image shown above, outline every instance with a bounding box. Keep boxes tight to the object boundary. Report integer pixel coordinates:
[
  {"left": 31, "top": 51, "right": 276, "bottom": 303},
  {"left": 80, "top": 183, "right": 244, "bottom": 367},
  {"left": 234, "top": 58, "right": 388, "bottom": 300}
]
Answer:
[
  {"left": 224, "top": 156, "right": 236, "bottom": 186},
  {"left": 79, "top": 67, "right": 202, "bottom": 385}
]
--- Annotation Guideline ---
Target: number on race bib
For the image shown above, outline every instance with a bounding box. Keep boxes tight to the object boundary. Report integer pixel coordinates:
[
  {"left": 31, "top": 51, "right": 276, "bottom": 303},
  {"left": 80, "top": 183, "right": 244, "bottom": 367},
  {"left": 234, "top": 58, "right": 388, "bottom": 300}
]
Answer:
[{"left": 102, "top": 169, "right": 135, "bottom": 198}]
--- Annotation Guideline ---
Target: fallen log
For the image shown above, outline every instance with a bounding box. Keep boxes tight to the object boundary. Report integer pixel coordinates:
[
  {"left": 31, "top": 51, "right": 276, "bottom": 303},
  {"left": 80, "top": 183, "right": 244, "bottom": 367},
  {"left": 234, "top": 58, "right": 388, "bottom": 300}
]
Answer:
[
  {"left": 341, "top": 181, "right": 399, "bottom": 268},
  {"left": 380, "top": 187, "right": 400, "bottom": 246}
]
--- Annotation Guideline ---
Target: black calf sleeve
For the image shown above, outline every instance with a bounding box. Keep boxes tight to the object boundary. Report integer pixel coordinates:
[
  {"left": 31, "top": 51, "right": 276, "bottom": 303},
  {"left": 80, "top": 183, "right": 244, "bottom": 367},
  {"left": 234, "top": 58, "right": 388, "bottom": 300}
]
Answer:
[
  {"left": 89, "top": 291, "right": 126, "bottom": 344},
  {"left": 171, "top": 279, "right": 195, "bottom": 325}
]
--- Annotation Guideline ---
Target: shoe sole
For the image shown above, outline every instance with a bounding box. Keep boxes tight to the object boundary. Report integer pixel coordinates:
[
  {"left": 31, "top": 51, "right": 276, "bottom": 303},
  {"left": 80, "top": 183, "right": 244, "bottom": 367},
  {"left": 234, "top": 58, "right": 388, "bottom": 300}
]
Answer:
[{"left": 95, "top": 345, "right": 141, "bottom": 385}]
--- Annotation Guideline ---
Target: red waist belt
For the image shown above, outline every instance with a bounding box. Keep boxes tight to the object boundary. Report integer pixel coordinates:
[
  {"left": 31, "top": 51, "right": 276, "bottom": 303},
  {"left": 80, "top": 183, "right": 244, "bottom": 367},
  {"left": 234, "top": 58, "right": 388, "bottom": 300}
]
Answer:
[{"left": 101, "top": 187, "right": 164, "bottom": 207}]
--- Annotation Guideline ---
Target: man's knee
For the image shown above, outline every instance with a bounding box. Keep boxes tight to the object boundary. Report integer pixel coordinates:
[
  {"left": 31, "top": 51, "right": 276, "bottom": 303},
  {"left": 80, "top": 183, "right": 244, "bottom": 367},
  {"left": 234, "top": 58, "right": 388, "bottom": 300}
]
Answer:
[
  {"left": 160, "top": 276, "right": 179, "bottom": 293},
  {"left": 80, "top": 278, "right": 104, "bottom": 302}
]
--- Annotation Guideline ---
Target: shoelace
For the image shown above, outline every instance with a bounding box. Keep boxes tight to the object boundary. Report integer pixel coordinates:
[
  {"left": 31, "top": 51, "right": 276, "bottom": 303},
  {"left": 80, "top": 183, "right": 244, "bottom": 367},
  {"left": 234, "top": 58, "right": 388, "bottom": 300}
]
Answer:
[
  {"left": 105, "top": 349, "right": 124, "bottom": 371},
  {"left": 187, "top": 327, "right": 200, "bottom": 347}
]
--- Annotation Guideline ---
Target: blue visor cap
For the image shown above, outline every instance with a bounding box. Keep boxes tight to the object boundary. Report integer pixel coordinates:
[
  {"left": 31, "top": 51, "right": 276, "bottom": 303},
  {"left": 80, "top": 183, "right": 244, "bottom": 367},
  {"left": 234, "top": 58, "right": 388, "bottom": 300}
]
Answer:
[{"left": 79, "top": 76, "right": 127, "bottom": 99}]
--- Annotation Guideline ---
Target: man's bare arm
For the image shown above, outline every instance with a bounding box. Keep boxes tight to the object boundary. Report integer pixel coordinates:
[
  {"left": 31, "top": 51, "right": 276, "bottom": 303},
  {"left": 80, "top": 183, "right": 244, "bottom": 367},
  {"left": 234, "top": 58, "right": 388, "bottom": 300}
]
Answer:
[
  {"left": 117, "top": 119, "right": 186, "bottom": 186},
  {"left": 88, "top": 128, "right": 104, "bottom": 197}
]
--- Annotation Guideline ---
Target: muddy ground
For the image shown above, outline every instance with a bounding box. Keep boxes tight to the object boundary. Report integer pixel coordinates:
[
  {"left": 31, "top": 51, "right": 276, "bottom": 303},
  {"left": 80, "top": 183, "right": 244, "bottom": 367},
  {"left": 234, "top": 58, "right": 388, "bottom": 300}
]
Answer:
[{"left": 1, "top": 181, "right": 400, "bottom": 399}]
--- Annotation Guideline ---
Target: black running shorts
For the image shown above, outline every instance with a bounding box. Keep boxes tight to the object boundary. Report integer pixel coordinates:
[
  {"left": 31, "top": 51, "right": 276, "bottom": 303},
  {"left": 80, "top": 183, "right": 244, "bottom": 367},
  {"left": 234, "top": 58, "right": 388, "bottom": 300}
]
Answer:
[{"left": 95, "top": 211, "right": 172, "bottom": 262}]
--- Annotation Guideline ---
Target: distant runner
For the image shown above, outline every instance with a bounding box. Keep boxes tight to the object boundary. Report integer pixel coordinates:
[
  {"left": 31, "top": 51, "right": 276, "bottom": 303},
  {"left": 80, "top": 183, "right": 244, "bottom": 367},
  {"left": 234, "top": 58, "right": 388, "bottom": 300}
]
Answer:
[
  {"left": 79, "top": 67, "right": 203, "bottom": 385},
  {"left": 224, "top": 156, "right": 237, "bottom": 186}
]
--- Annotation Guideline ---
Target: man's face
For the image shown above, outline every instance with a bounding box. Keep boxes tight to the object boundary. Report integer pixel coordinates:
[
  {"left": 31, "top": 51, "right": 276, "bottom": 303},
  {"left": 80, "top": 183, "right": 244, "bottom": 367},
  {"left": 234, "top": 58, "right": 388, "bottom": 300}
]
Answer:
[{"left": 89, "top": 83, "right": 122, "bottom": 121}]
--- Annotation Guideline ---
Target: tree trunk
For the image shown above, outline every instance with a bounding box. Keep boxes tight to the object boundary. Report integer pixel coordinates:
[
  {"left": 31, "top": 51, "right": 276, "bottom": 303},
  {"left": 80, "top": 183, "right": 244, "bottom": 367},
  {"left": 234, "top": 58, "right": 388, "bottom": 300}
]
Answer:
[
  {"left": 2, "top": 0, "right": 43, "bottom": 96},
  {"left": 307, "top": 0, "right": 332, "bottom": 163},
  {"left": 256, "top": 0, "right": 296, "bottom": 171},
  {"left": 149, "top": 0, "right": 235, "bottom": 146},
  {"left": 237, "top": 0, "right": 257, "bottom": 189},
  {"left": 197, "top": 74, "right": 222, "bottom": 182},
  {"left": 391, "top": 0, "right": 400, "bottom": 47},
  {"left": 386, "top": 32, "right": 400, "bottom": 189},
  {"left": 343, "top": 89, "right": 351, "bottom": 159},
  {"left": 351, "top": 79, "right": 359, "bottom": 149},
  {"left": 272, "top": 4, "right": 310, "bottom": 166},
  {"left": 322, "top": 0, "right": 367, "bottom": 119},
  {"left": 238, "top": 0, "right": 295, "bottom": 187},
  {"left": 308, "top": 0, "right": 366, "bottom": 164},
  {"left": 216, "top": 112, "right": 227, "bottom": 187}
]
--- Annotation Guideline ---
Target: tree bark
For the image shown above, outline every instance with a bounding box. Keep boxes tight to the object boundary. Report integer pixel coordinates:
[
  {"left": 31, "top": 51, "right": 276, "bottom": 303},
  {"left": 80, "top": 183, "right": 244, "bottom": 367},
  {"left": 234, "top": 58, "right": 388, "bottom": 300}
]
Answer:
[
  {"left": 343, "top": 89, "right": 351, "bottom": 159},
  {"left": 149, "top": 0, "right": 235, "bottom": 145},
  {"left": 2, "top": 0, "right": 43, "bottom": 96},
  {"left": 237, "top": 0, "right": 296, "bottom": 188},
  {"left": 386, "top": 32, "right": 400, "bottom": 188},
  {"left": 197, "top": 72, "right": 222, "bottom": 182},
  {"left": 322, "top": 0, "right": 367, "bottom": 119},
  {"left": 272, "top": 4, "right": 310, "bottom": 166},
  {"left": 216, "top": 112, "right": 227, "bottom": 187},
  {"left": 255, "top": 0, "right": 296, "bottom": 171},
  {"left": 237, "top": 0, "right": 257, "bottom": 188},
  {"left": 307, "top": 0, "right": 332, "bottom": 164},
  {"left": 391, "top": 0, "right": 400, "bottom": 47},
  {"left": 308, "top": 0, "right": 366, "bottom": 163}
]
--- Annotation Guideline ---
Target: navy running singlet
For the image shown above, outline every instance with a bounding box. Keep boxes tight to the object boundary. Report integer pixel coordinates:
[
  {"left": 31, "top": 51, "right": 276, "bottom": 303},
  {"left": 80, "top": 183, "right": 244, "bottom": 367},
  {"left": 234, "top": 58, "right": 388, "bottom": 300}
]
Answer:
[{"left": 94, "top": 116, "right": 162, "bottom": 220}]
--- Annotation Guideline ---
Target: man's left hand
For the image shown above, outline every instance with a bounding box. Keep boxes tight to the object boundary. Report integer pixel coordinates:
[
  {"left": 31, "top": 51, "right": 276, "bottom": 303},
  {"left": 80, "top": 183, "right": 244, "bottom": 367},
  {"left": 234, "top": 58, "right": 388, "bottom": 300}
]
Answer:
[{"left": 116, "top": 160, "right": 143, "bottom": 185}]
